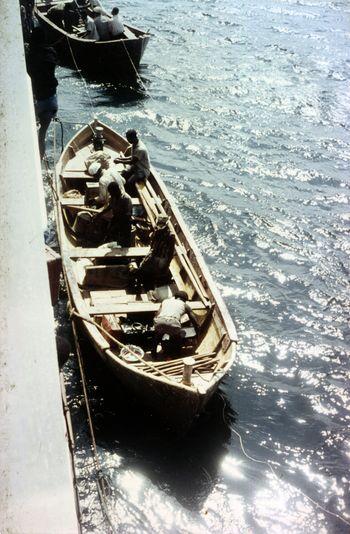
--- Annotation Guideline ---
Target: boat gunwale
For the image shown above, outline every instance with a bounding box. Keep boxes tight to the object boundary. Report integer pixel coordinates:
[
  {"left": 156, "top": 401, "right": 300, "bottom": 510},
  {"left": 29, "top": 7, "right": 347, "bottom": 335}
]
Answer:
[{"left": 34, "top": 5, "right": 151, "bottom": 45}]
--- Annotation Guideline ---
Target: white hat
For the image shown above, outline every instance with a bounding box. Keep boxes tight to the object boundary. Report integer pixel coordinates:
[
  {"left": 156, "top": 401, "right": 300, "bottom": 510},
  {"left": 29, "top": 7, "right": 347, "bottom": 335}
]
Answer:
[{"left": 88, "top": 162, "right": 101, "bottom": 176}]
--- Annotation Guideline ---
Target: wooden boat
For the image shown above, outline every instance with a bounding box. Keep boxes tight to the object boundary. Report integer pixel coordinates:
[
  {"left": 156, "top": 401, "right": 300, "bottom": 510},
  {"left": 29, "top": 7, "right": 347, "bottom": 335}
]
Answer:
[
  {"left": 55, "top": 119, "right": 237, "bottom": 429},
  {"left": 34, "top": 1, "right": 150, "bottom": 78}
]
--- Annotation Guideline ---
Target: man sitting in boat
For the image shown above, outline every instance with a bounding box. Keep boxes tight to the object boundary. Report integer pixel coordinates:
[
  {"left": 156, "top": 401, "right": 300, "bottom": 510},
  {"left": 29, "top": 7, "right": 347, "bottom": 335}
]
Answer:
[
  {"left": 94, "top": 181, "right": 132, "bottom": 247},
  {"left": 81, "top": 8, "right": 100, "bottom": 40},
  {"left": 108, "top": 7, "right": 125, "bottom": 39},
  {"left": 93, "top": 7, "right": 110, "bottom": 40},
  {"left": 134, "top": 214, "right": 175, "bottom": 289},
  {"left": 114, "top": 129, "right": 151, "bottom": 195},
  {"left": 86, "top": 153, "right": 125, "bottom": 205},
  {"left": 153, "top": 291, "right": 198, "bottom": 356}
]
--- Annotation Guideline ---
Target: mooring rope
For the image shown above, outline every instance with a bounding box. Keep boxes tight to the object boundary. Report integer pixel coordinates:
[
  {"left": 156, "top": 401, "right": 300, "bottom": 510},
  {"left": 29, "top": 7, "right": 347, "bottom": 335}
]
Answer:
[
  {"left": 71, "top": 317, "right": 119, "bottom": 534},
  {"left": 219, "top": 394, "right": 350, "bottom": 528},
  {"left": 65, "top": 35, "right": 94, "bottom": 112}
]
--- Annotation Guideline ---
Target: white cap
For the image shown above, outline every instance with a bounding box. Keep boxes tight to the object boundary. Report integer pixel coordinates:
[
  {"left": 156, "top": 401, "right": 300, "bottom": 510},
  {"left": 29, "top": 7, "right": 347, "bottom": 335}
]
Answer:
[{"left": 88, "top": 162, "right": 101, "bottom": 176}]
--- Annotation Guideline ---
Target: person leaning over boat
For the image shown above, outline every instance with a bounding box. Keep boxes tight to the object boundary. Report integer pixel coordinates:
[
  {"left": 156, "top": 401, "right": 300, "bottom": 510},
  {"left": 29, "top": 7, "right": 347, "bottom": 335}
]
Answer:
[
  {"left": 108, "top": 7, "right": 125, "bottom": 39},
  {"left": 86, "top": 159, "right": 126, "bottom": 206},
  {"left": 94, "top": 181, "right": 132, "bottom": 247},
  {"left": 114, "top": 129, "right": 151, "bottom": 195},
  {"left": 153, "top": 291, "right": 198, "bottom": 356},
  {"left": 26, "top": 27, "right": 58, "bottom": 159}
]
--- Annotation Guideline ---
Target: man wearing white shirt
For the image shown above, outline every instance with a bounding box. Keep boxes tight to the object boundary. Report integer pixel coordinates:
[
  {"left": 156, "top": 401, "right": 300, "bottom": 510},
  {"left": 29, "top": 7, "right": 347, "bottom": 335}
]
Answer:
[
  {"left": 93, "top": 7, "right": 110, "bottom": 41},
  {"left": 87, "top": 160, "right": 126, "bottom": 205},
  {"left": 108, "top": 7, "right": 125, "bottom": 39},
  {"left": 83, "top": 10, "right": 100, "bottom": 40}
]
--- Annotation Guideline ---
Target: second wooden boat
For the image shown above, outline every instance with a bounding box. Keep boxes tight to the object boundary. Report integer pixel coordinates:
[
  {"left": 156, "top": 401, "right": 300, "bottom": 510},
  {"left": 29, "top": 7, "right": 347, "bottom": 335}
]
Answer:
[
  {"left": 55, "top": 119, "right": 237, "bottom": 429},
  {"left": 35, "top": 1, "right": 150, "bottom": 78}
]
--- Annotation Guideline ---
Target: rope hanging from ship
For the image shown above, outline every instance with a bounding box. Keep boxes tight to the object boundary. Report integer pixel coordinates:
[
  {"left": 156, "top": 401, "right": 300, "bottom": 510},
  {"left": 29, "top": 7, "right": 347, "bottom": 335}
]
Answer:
[{"left": 71, "top": 316, "right": 119, "bottom": 534}]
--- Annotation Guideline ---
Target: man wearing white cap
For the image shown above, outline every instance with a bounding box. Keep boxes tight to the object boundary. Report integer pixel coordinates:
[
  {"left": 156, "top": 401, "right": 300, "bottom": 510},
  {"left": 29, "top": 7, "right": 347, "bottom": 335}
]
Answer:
[{"left": 87, "top": 156, "right": 125, "bottom": 205}]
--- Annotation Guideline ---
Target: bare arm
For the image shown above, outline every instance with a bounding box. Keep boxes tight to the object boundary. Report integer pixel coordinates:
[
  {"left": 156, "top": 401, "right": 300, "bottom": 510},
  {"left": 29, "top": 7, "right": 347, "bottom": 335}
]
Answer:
[
  {"left": 93, "top": 198, "right": 111, "bottom": 216},
  {"left": 114, "top": 155, "right": 133, "bottom": 165},
  {"left": 185, "top": 303, "right": 198, "bottom": 330}
]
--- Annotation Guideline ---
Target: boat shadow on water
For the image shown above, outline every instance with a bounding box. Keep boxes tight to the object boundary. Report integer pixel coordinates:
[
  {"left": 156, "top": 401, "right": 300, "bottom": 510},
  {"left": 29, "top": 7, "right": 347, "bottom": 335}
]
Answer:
[
  {"left": 60, "top": 66, "right": 150, "bottom": 106},
  {"left": 63, "top": 320, "right": 236, "bottom": 512}
]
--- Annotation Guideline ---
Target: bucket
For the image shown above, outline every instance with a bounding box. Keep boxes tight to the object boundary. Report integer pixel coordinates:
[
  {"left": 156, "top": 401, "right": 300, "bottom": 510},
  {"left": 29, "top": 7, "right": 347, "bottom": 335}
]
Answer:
[{"left": 120, "top": 345, "right": 144, "bottom": 363}]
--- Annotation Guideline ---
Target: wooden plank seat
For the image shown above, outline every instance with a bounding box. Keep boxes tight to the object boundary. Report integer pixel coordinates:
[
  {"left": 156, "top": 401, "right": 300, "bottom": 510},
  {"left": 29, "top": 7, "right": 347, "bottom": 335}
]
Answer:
[
  {"left": 70, "top": 246, "right": 150, "bottom": 258},
  {"left": 89, "top": 290, "right": 149, "bottom": 306},
  {"left": 61, "top": 172, "right": 97, "bottom": 182},
  {"left": 87, "top": 300, "right": 206, "bottom": 316},
  {"left": 60, "top": 196, "right": 141, "bottom": 207}
]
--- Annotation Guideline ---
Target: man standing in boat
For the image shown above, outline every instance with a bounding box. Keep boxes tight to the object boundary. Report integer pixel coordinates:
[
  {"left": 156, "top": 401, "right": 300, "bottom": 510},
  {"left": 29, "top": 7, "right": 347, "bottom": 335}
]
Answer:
[{"left": 114, "top": 129, "right": 151, "bottom": 195}]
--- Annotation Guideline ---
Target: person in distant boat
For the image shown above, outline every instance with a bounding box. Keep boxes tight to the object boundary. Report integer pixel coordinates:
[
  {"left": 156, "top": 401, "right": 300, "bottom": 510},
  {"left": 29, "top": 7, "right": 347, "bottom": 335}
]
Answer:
[
  {"left": 46, "top": 2, "right": 66, "bottom": 28},
  {"left": 153, "top": 291, "right": 197, "bottom": 355},
  {"left": 93, "top": 7, "right": 110, "bottom": 40},
  {"left": 108, "top": 7, "right": 125, "bottom": 39},
  {"left": 87, "top": 158, "right": 126, "bottom": 206},
  {"left": 94, "top": 181, "right": 132, "bottom": 246},
  {"left": 26, "top": 27, "right": 58, "bottom": 159},
  {"left": 114, "top": 129, "right": 151, "bottom": 195},
  {"left": 81, "top": 8, "right": 100, "bottom": 40},
  {"left": 88, "top": 0, "right": 110, "bottom": 17}
]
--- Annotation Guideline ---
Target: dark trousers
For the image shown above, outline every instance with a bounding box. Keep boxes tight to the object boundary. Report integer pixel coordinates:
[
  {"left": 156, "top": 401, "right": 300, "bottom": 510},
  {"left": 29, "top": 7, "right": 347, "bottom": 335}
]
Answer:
[
  {"left": 36, "top": 95, "right": 58, "bottom": 159},
  {"left": 121, "top": 167, "right": 147, "bottom": 196}
]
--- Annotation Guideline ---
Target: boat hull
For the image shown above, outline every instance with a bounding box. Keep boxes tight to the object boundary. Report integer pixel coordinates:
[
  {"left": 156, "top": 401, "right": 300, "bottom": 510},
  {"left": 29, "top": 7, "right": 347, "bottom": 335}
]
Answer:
[
  {"left": 85, "top": 324, "right": 221, "bottom": 431},
  {"left": 35, "top": 9, "right": 150, "bottom": 78}
]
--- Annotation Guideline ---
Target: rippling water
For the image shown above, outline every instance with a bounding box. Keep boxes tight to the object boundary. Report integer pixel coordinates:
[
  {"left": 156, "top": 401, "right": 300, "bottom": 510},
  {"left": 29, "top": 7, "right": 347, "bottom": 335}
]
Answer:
[{"left": 48, "top": 0, "right": 350, "bottom": 532}]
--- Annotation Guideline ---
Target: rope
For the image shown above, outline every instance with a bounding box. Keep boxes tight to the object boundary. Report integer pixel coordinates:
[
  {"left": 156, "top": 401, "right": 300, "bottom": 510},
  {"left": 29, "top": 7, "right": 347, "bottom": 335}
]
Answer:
[
  {"left": 43, "top": 156, "right": 59, "bottom": 201},
  {"left": 53, "top": 118, "right": 57, "bottom": 165},
  {"left": 121, "top": 40, "right": 150, "bottom": 94},
  {"left": 65, "top": 35, "right": 95, "bottom": 113},
  {"left": 219, "top": 394, "right": 350, "bottom": 528},
  {"left": 53, "top": 117, "right": 65, "bottom": 154},
  {"left": 64, "top": 34, "right": 98, "bottom": 139},
  {"left": 71, "top": 317, "right": 118, "bottom": 534}
]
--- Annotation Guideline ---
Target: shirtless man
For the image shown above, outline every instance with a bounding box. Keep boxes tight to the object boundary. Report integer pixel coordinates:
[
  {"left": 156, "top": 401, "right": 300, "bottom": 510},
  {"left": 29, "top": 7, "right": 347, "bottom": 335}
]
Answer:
[{"left": 114, "top": 129, "right": 151, "bottom": 195}]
